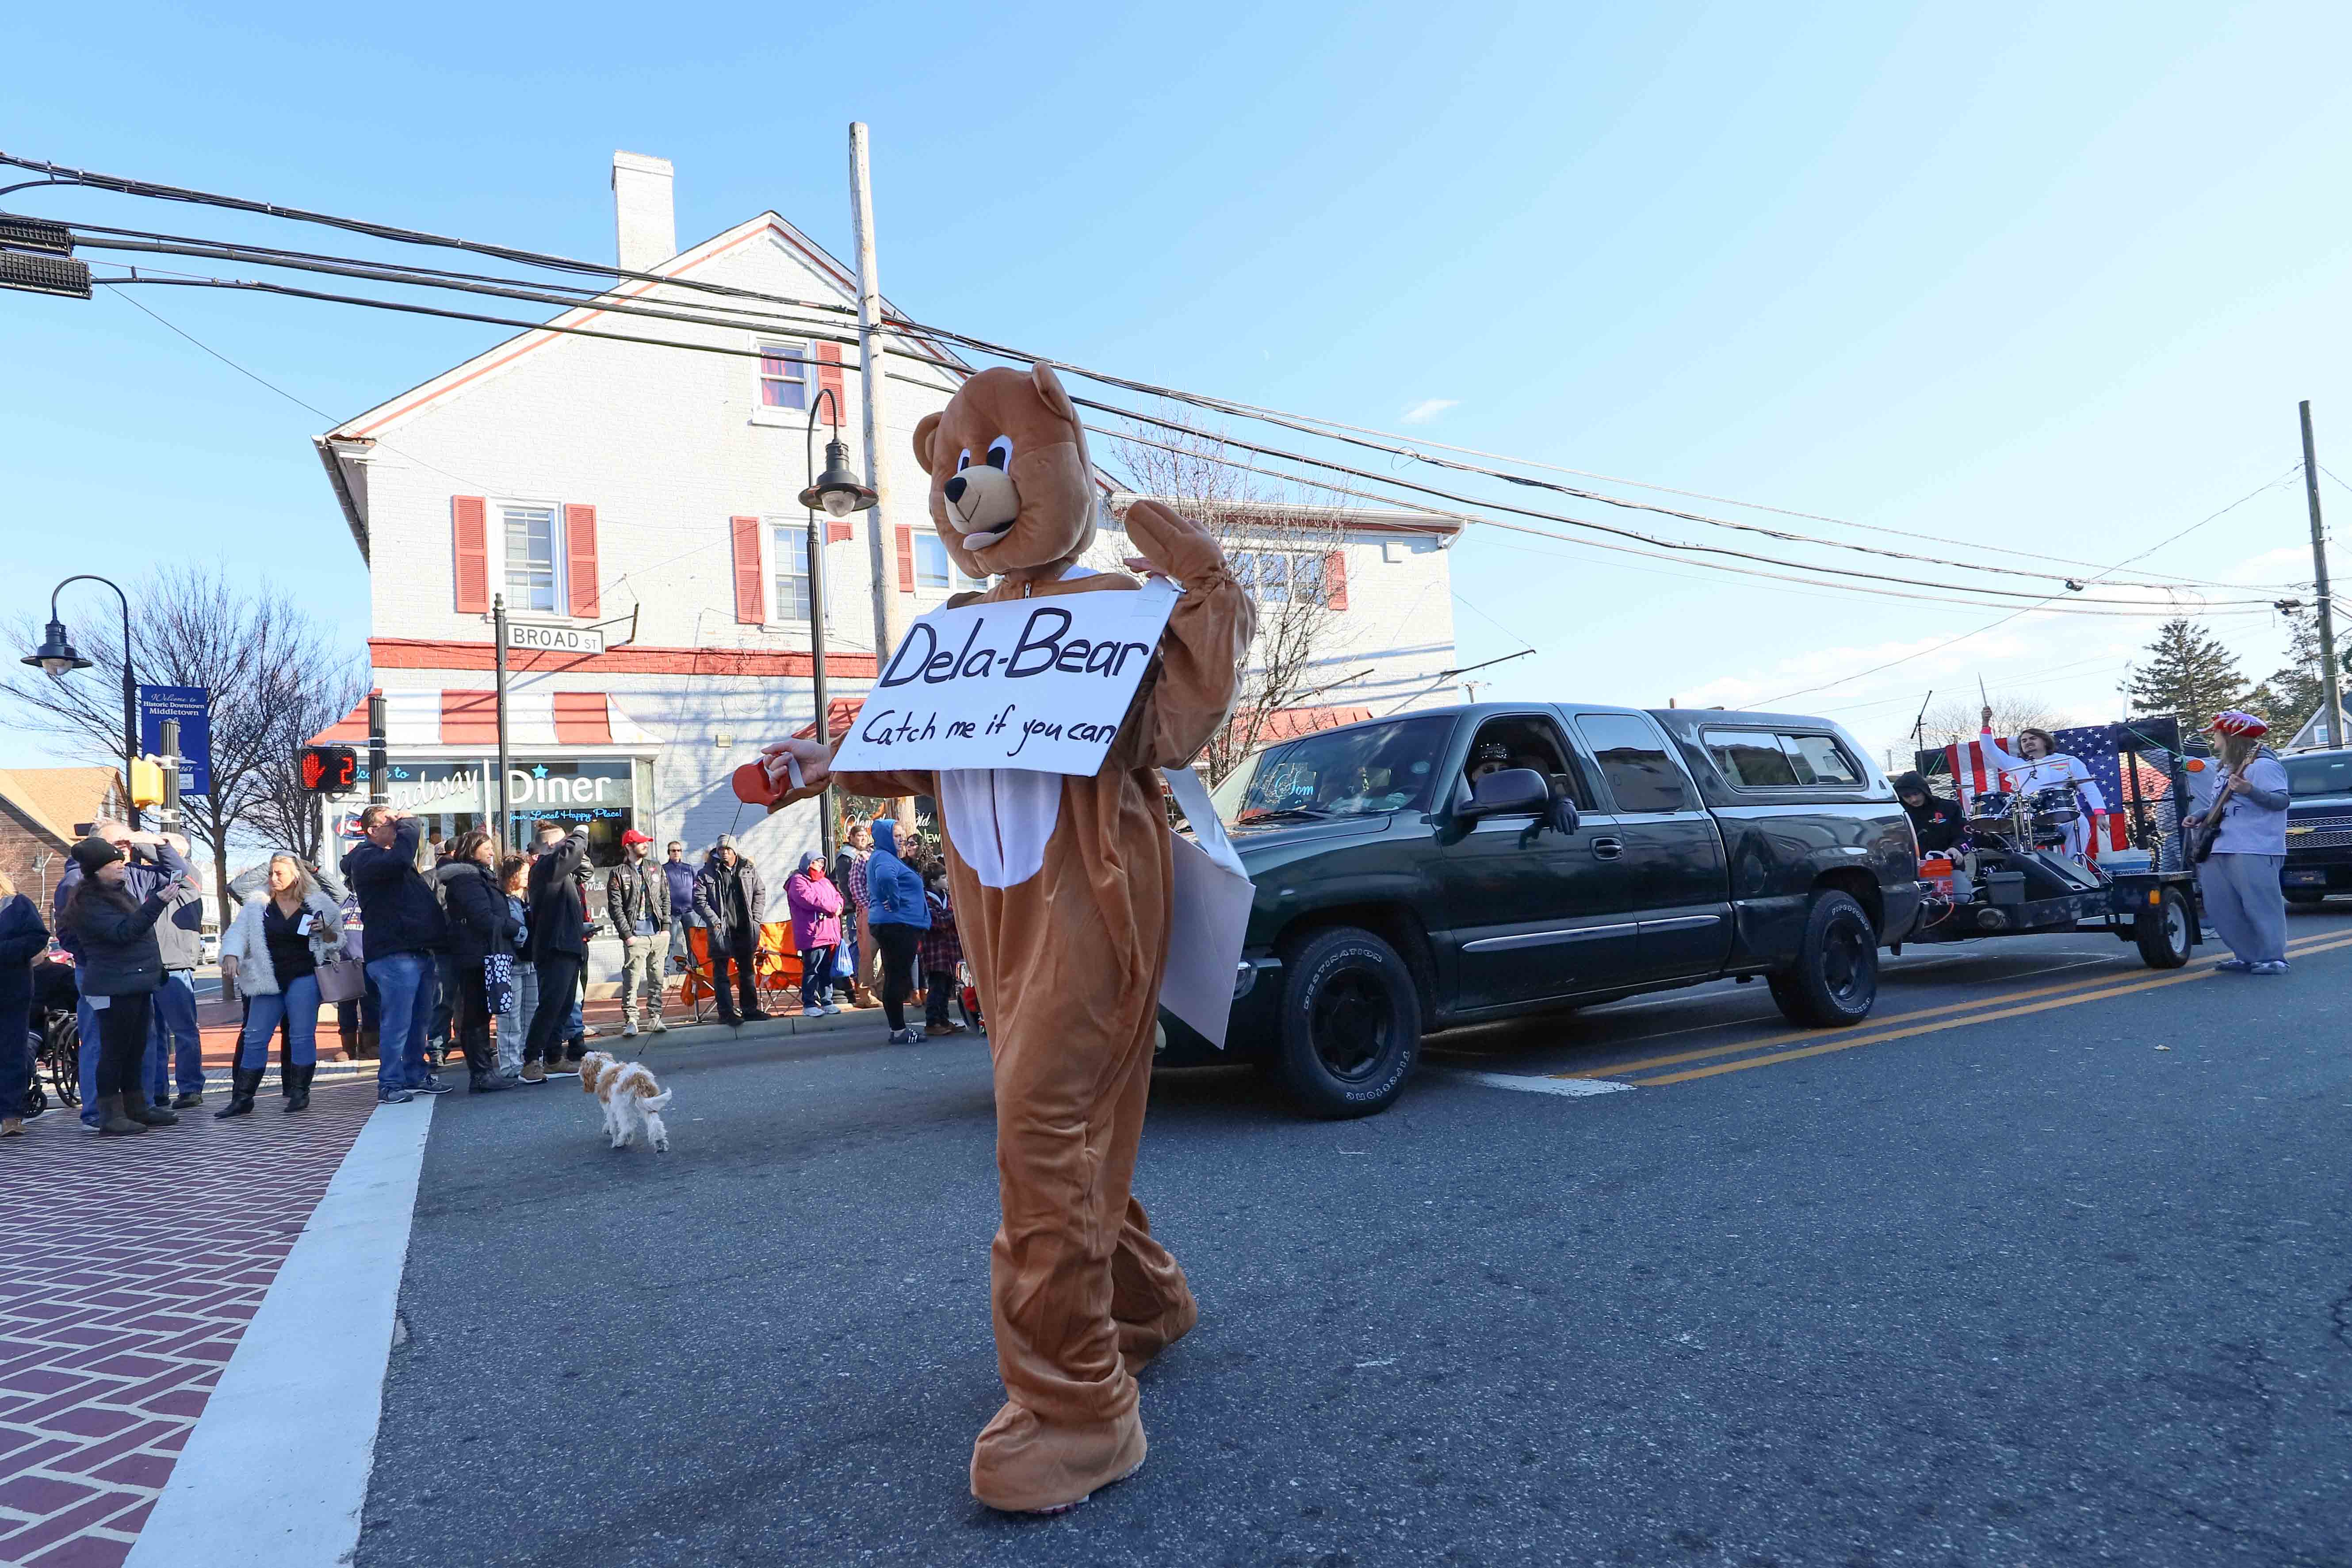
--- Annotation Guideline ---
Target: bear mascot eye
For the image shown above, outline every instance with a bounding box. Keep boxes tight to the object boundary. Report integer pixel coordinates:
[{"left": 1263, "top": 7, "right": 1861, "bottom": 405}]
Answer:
[
  {"left": 956, "top": 447, "right": 973, "bottom": 473},
  {"left": 986, "top": 436, "right": 1014, "bottom": 470}
]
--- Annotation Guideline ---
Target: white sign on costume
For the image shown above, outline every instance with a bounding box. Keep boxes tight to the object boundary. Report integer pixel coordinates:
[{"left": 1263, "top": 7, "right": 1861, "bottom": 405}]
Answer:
[
  {"left": 1159, "top": 765, "right": 1254, "bottom": 1050},
  {"left": 830, "top": 580, "right": 1180, "bottom": 776}
]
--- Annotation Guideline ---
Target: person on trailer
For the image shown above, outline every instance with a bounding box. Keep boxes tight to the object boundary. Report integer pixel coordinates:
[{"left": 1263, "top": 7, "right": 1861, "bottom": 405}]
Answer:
[
  {"left": 2181, "top": 710, "right": 2290, "bottom": 975},
  {"left": 1893, "top": 771, "right": 1962, "bottom": 853},
  {"left": 1976, "top": 706, "right": 2107, "bottom": 860}
]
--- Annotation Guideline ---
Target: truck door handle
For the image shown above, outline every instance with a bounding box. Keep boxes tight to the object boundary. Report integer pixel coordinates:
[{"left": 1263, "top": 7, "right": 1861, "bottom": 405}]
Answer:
[{"left": 1591, "top": 836, "right": 1624, "bottom": 860}]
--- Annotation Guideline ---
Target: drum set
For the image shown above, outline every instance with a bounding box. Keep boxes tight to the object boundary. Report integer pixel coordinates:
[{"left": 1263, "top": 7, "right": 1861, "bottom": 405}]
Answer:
[{"left": 1963, "top": 785, "right": 2080, "bottom": 851}]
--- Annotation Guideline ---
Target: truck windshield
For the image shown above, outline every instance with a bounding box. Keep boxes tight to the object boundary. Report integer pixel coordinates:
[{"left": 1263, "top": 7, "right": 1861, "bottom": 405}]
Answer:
[
  {"left": 2286, "top": 751, "right": 2352, "bottom": 797},
  {"left": 1220, "top": 717, "right": 1453, "bottom": 826}
]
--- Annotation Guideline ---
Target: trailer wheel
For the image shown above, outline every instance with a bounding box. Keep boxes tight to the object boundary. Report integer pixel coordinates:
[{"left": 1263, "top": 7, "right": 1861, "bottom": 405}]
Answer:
[{"left": 2134, "top": 886, "right": 2192, "bottom": 968}]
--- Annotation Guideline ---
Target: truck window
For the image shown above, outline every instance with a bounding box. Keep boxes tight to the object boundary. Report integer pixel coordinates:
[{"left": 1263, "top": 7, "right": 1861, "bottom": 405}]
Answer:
[
  {"left": 1780, "top": 733, "right": 1864, "bottom": 787},
  {"left": 1225, "top": 716, "right": 1453, "bottom": 825},
  {"left": 2287, "top": 752, "right": 2352, "bottom": 797},
  {"left": 1466, "top": 715, "right": 1590, "bottom": 807},
  {"left": 1574, "top": 714, "right": 1688, "bottom": 812},
  {"left": 1703, "top": 730, "right": 1801, "bottom": 788}
]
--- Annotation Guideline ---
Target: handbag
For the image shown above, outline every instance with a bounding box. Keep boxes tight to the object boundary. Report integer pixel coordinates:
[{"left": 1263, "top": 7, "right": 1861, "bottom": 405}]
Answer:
[
  {"left": 484, "top": 952, "right": 515, "bottom": 1018},
  {"left": 314, "top": 950, "right": 365, "bottom": 1004}
]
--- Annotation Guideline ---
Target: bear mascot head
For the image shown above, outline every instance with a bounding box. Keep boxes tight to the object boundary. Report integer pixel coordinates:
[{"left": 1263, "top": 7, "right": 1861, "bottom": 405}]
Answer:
[{"left": 913, "top": 363, "right": 1097, "bottom": 586}]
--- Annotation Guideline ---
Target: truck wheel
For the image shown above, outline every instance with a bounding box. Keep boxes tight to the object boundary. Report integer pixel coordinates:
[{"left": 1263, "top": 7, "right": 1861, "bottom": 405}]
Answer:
[
  {"left": 2283, "top": 888, "right": 2328, "bottom": 906},
  {"left": 2134, "top": 886, "right": 2192, "bottom": 968},
  {"left": 1767, "top": 891, "right": 1878, "bottom": 1027},
  {"left": 1273, "top": 926, "right": 1421, "bottom": 1119}
]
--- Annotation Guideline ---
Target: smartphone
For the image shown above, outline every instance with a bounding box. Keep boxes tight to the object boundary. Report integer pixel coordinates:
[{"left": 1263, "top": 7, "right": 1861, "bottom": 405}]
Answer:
[{"left": 297, "top": 914, "right": 315, "bottom": 936}]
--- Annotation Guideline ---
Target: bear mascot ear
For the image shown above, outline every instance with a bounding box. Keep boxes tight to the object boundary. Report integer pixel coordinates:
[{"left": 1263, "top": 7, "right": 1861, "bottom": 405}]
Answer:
[
  {"left": 1031, "top": 362, "right": 1078, "bottom": 426},
  {"left": 913, "top": 411, "right": 942, "bottom": 474}
]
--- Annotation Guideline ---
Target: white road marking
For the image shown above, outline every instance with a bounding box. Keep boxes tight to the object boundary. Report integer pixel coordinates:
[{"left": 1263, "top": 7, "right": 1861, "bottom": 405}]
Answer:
[
  {"left": 129, "top": 1098, "right": 436, "bottom": 1568},
  {"left": 1453, "top": 1070, "right": 1634, "bottom": 1098}
]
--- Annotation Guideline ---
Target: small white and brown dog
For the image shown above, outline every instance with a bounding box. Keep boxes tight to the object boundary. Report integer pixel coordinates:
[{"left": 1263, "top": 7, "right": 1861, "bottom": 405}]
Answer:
[{"left": 578, "top": 1052, "right": 674, "bottom": 1153}]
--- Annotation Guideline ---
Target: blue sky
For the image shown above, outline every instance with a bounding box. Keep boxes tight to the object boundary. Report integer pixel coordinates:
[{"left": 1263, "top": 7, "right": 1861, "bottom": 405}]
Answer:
[{"left": 6, "top": 1, "right": 2351, "bottom": 769}]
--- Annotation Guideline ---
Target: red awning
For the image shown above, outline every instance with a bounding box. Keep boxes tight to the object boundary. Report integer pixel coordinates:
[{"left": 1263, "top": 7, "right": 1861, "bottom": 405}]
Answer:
[{"left": 793, "top": 697, "right": 868, "bottom": 742}]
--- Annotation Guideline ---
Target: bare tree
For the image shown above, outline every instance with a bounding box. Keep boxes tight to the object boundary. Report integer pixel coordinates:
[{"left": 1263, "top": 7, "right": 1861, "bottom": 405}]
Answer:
[
  {"left": 1109, "top": 411, "right": 1360, "bottom": 785},
  {"left": 1917, "top": 694, "right": 2067, "bottom": 753},
  {"left": 3, "top": 565, "right": 364, "bottom": 920}
]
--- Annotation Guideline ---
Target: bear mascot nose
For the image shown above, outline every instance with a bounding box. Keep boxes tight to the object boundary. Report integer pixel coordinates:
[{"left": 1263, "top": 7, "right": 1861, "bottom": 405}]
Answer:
[{"left": 945, "top": 474, "right": 968, "bottom": 504}]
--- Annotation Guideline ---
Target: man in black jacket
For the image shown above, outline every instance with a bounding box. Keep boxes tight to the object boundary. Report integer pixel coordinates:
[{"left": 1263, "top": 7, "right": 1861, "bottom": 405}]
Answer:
[
  {"left": 522, "top": 822, "right": 593, "bottom": 1082},
  {"left": 693, "top": 834, "right": 770, "bottom": 1026},
  {"left": 340, "top": 807, "right": 451, "bottom": 1104},
  {"left": 1894, "top": 771, "right": 1963, "bottom": 854},
  {"left": 607, "top": 829, "right": 669, "bottom": 1038}
]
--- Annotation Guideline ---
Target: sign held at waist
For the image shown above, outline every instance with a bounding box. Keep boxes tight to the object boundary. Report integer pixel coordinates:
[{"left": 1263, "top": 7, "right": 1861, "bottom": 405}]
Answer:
[{"left": 832, "top": 580, "right": 1179, "bottom": 777}]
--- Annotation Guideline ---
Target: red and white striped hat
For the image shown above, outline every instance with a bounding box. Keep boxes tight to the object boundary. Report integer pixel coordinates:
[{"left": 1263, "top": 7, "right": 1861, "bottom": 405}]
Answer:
[{"left": 2205, "top": 710, "right": 2269, "bottom": 738}]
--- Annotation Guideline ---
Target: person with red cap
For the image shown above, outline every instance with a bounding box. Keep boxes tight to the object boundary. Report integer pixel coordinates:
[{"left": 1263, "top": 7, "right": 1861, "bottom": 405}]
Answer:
[
  {"left": 607, "top": 828, "right": 671, "bottom": 1037},
  {"left": 2184, "top": 710, "right": 2291, "bottom": 973}
]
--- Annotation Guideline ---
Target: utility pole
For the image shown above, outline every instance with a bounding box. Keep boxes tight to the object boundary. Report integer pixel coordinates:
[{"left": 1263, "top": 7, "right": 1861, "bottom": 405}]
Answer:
[
  {"left": 493, "top": 595, "right": 512, "bottom": 850},
  {"left": 849, "top": 120, "right": 917, "bottom": 836},
  {"left": 2300, "top": 401, "right": 2343, "bottom": 746}
]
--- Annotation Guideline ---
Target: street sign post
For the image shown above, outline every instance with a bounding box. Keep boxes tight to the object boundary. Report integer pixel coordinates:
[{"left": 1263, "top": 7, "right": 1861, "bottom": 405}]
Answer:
[
  {"left": 505, "top": 622, "right": 605, "bottom": 655},
  {"left": 138, "top": 685, "right": 211, "bottom": 795}
]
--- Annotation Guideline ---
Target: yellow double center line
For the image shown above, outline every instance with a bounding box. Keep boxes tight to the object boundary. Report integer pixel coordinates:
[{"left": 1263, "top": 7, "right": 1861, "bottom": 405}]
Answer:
[{"left": 1561, "top": 930, "right": 2352, "bottom": 1089}]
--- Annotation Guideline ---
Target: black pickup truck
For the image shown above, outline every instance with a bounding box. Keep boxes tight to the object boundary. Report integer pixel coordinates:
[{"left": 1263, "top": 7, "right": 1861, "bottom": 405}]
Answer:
[
  {"left": 1162, "top": 703, "right": 1923, "bottom": 1117},
  {"left": 2282, "top": 746, "right": 2352, "bottom": 903}
]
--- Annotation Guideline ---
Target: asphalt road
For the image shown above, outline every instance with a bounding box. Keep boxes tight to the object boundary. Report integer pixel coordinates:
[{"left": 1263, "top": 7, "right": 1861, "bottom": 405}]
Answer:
[{"left": 357, "top": 907, "right": 2352, "bottom": 1568}]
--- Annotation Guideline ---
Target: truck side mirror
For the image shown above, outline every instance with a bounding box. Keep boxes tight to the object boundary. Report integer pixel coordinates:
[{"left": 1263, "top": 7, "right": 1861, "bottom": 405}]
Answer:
[{"left": 1462, "top": 767, "right": 1549, "bottom": 820}]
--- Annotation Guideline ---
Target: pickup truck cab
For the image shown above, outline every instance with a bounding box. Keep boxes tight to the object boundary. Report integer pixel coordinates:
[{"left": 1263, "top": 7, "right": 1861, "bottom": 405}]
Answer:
[{"left": 1165, "top": 703, "right": 1921, "bottom": 1117}]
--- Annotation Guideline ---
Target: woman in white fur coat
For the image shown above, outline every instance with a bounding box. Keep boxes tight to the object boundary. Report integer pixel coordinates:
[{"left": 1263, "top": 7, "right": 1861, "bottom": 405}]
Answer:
[{"left": 217, "top": 855, "right": 346, "bottom": 1117}]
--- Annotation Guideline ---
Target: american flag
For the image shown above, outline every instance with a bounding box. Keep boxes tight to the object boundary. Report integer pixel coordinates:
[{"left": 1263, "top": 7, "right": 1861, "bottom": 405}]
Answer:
[{"left": 1927, "top": 726, "right": 2169, "bottom": 856}]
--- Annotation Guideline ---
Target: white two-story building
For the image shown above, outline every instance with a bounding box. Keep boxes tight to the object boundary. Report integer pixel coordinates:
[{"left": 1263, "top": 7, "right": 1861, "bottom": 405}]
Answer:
[{"left": 310, "top": 152, "right": 1458, "bottom": 902}]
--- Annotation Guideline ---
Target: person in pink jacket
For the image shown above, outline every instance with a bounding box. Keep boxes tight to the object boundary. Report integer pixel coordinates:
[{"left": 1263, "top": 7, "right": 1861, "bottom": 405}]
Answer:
[{"left": 783, "top": 851, "right": 845, "bottom": 1017}]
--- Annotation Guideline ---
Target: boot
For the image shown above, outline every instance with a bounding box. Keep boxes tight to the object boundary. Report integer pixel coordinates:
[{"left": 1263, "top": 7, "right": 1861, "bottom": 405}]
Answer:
[
  {"left": 213, "top": 1066, "right": 263, "bottom": 1119},
  {"left": 95, "top": 1094, "right": 145, "bottom": 1136},
  {"left": 125, "top": 1092, "right": 178, "bottom": 1128},
  {"left": 283, "top": 1063, "right": 315, "bottom": 1113}
]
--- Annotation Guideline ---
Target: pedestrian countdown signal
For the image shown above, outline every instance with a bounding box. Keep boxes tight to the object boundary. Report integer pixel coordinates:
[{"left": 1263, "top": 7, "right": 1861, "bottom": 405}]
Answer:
[{"left": 298, "top": 744, "right": 359, "bottom": 795}]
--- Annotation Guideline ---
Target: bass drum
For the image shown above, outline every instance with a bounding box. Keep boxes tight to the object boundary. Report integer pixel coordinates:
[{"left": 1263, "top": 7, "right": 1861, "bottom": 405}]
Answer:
[
  {"left": 2029, "top": 786, "right": 2080, "bottom": 827},
  {"left": 1966, "top": 790, "right": 2014, "bottom": 826}
]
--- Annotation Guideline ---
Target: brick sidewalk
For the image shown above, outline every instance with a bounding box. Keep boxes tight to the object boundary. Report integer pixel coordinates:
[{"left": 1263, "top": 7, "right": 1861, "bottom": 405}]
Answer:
[{"left": 0, "top": 1082, "right": 378, "bottom": 1566}]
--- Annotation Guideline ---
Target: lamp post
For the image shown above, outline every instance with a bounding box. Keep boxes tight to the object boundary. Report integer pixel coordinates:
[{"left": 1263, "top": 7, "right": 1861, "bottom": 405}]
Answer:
[
  {"left": 798, "top": 386, "right": 878, "bottom": 864},
  {"left": 23, "top": 574, "right": 141, "bottom": 831}
]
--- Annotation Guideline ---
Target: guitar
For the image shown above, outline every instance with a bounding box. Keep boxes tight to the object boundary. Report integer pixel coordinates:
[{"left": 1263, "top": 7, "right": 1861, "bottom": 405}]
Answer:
[{"left": 2186, "top": 765, "right": 2238, "bottom": 863}]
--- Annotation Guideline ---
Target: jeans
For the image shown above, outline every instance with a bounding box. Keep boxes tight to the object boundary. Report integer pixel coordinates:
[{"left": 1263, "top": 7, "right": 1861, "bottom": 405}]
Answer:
[
  {"left": 2201, "top": 851, "right": 2288, "bottom": 964},
  {"left": 495, "top": 960, "right": 538, "bottom": 1077},
  {"left": 526, "top": 952, "right": 584, "bottom": 1067},
  {"left": 239, "top": 975, "right": 320, "bottom": 1070},
  {"left": 619, "top": 936, "right": 664, "bottom": 1025},
  {"left": 0, "top": 1003, "right": 31, "bottom": 1118},
  {"left": 924, "top": 969, "right": 957, "bottom": 1029},
  {"left": 76, "top": 984, "right": 101, "bottom": 1125},
  {"left": 367, "top": 951, "right": 434, "bottom": 1094},
  {"left": 152, "top": 969, "right": 203, "bottom": 1096},
  {"left": 799, "top": 945, "right": 835, "bottom": 1010},
  {"left": 92, "top": 990, "right": 155, "bottom": 1102},
  {"left": 874, "top": 923, "right": 919, "bottom": 1032}
]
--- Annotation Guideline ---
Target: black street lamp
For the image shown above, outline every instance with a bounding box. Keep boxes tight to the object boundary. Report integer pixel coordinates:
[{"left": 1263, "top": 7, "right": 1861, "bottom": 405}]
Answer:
[
  {"left": 22, "top": 575, "right": 141, "bottom": 830},
  {"left": 796, "top": 386, "right": 878, "bottom": 862}
]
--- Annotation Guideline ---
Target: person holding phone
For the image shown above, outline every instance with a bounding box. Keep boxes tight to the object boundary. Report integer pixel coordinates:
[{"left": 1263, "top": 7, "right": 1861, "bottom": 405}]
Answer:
[{"left": 218, "top": 855, "right": 347, "bottom": 1117}]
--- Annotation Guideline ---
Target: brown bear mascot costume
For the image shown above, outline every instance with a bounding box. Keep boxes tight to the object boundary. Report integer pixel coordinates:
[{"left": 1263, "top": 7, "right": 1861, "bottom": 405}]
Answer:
[{"left": 762, "top": 362, "right": 1254, "bottom": 1513}]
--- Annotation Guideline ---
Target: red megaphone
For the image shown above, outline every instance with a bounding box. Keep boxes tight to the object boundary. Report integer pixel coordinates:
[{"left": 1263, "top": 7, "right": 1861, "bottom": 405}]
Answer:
[{"left": 732, "top": 759, "right": 785, "bottom": 809}]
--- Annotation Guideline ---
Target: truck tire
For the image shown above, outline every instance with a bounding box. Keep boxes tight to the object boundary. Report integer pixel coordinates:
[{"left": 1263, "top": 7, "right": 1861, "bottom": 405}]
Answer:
[
  {"left": 1767, "top": 890, "right": 1878, "bottom": 1027},
  {"left": 2283, "top": 888, "right": 2328, "bottom": 906},
  {"left": 2134, "top": 885, "right": 2193, "bottom": 968},
  {"left": 1272, "top": 926, "right": 1421, "bottom": 1119}
]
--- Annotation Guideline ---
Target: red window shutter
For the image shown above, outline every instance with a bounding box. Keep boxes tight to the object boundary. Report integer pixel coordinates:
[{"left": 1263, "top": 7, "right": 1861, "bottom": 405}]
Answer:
[
  {"left": 1323, "top": 549, "right": 1348, "bottom": 610},
  {"left": 826, "top": 517, "right": 854, "bottom": 545},
  {"left": 731, "top": 516, "right": 764, "bottom": 623},
  {"left": 817, "top": 342, "right": 845, "bottom": 427},
  {"left": 896, "top": 525, "right": 915, "bottom": 592},
  {"left": 564, "top": 505, "right": 600, "bottom": 619},
  {"left": 451, "top": 496, "right": 489, "bottom": 613}
]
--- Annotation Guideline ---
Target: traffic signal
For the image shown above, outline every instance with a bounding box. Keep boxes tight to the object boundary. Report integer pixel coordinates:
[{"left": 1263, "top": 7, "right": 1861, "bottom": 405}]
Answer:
[
  {"left": 298, "top": 744, "right": 359, "bottom": 795},
  {"left": 0, "top": 214, "right": 90, "bottom": 299}
]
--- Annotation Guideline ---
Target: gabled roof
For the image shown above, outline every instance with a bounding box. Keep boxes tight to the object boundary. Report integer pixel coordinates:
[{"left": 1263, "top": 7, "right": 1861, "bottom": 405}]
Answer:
[
  {"left": 312, "top": 208, "right": 970, "bottom": 556},
  {"left": 0, "top": 765, "right": 125, "bottom": 847}
]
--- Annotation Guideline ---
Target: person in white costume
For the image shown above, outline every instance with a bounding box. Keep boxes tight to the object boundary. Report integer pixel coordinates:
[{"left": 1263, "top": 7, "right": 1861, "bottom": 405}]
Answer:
[{"left": 1977, "top": 706, "right": 2107, "bottom": 860}]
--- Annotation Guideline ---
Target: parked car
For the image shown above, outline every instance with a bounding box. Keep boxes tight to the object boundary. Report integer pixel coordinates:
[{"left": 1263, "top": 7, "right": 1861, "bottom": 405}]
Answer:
[
  {"left": 2282, "top": 746, "right": 2352, "bottom": 903},
  {"left": 1161, "top": 703, "right": 1922, "bottom": 1117},
  {"left": 199, "top": 931, "right": 221, "bottom": 965}
]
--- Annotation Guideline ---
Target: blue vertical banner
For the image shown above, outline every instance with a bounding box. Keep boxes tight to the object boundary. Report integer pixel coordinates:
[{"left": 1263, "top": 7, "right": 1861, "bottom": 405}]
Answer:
[{"left": 138, "top": 685, "right": 212, "bottom": 796}]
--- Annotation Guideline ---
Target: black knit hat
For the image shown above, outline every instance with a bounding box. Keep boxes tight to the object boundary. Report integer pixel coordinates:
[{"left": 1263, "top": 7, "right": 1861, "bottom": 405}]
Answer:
[{"left": 69, "top": 836, "right": 124, "bottom": 875}]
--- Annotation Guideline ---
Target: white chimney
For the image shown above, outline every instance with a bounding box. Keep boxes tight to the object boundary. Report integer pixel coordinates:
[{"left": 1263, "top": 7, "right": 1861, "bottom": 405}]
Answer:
[{"left": 611, "top": 151, "right": 676, "bottom": 273}]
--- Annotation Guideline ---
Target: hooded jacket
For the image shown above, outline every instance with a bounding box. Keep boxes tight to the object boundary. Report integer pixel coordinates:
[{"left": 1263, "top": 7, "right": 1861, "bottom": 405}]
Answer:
[
  {"left": 438, "top": 859, "right": 522, "bottom": 964},
  {"left": 863, "top": 820, "right": 930, "bottom": 930},
  {"left": 0, "top": 893, "right": 50, "bottom": 1021},
  {"left": 783, "top": 854, "right": 844, "bottom": 951},
  {"left": 63, "top": 877, "right": 172, "bottom": 996},
  {"left": 1893, "top": 771, "right": 1962, "bottom": 853},
  {"left": 51, "top": 840, "right": 194, "bottom": 964}
]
